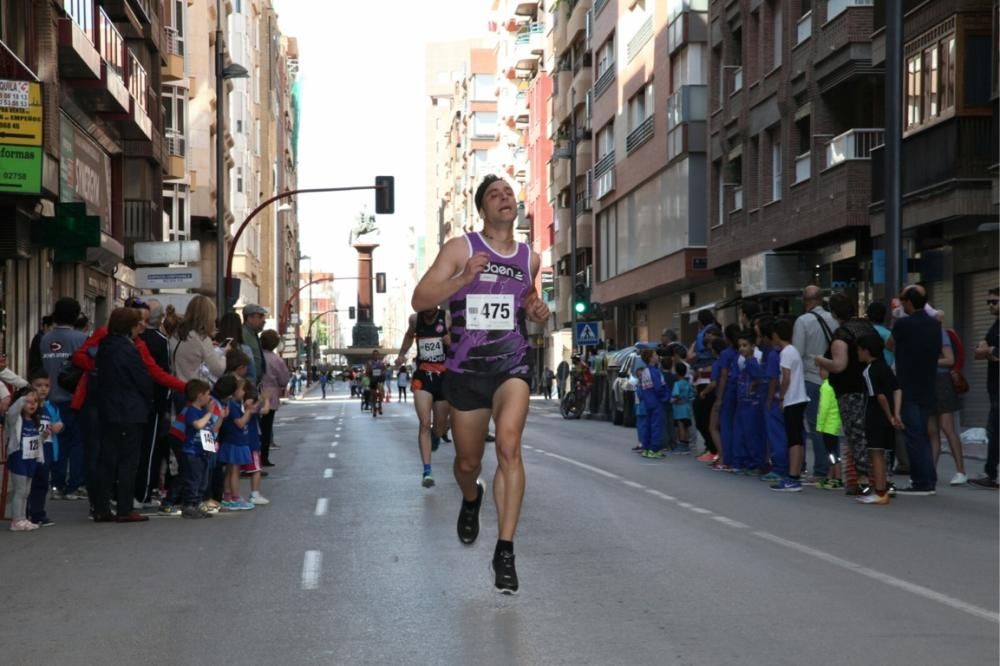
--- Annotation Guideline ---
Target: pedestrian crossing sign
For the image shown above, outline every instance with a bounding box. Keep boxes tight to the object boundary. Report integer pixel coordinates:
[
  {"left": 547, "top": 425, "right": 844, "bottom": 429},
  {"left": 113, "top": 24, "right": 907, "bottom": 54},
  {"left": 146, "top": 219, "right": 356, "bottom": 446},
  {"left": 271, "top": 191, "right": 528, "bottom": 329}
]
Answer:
[{"left": 575, "top": 322, "right": 600, "bottom": 346}]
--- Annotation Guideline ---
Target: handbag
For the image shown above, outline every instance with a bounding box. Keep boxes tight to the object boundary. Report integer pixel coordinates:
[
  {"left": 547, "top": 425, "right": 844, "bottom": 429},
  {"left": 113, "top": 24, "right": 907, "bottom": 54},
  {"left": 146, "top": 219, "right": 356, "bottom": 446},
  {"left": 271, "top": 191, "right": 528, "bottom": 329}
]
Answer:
[
  {"left": 57, "top": 361, "right": 84, "bottom": 393},
  {"left": 950, "top": 368, "right": 970, "bottom": 395}
]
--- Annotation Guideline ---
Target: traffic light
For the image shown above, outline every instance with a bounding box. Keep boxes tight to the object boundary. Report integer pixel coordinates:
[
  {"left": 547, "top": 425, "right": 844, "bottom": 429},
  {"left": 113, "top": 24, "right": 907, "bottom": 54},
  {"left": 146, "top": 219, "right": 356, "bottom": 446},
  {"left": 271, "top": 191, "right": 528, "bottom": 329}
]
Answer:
[
  {"left": 573, "top": 281, "right": 589, "bottom": 315},
  {"left": 375, "top": 175, "right": 394, "bottom": 214},
  {"left": 348, "top": 306, "right": 356, "bottom": 319},
  {"left": 375, "top": 272, "right": 386, "bottom": 293}
]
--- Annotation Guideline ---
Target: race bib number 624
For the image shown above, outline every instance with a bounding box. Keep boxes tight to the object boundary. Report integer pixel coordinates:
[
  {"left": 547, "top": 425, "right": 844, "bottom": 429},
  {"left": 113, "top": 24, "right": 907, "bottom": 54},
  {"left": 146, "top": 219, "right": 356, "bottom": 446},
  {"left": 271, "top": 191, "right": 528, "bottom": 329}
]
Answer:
[{"left": 466, "top": 294, "right": 515, "bottom": 331}]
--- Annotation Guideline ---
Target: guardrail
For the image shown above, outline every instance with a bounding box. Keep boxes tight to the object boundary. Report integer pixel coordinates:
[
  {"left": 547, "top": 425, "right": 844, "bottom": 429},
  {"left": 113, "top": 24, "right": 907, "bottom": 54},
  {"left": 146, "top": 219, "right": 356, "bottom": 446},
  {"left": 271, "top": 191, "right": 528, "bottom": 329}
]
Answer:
[
  {"left": 824, "top": 128, "right": 884, "bottom": 168},
  {"left": 98, "top": 7, "right": 125, "bottom": 75}
]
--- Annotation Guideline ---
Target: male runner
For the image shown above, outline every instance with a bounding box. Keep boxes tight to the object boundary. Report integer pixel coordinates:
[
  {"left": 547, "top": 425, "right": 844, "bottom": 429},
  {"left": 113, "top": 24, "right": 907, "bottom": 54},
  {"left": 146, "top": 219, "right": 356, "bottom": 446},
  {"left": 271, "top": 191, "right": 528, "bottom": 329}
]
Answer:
[
  {"left": 411, "top": 174, "right": 550, "bottom": 595},
  {"left": 367, "top": 350, "right": 387, "bottom": 416},
  {"left": 395, "top": 308, "right": 451, "bottom": 488}
]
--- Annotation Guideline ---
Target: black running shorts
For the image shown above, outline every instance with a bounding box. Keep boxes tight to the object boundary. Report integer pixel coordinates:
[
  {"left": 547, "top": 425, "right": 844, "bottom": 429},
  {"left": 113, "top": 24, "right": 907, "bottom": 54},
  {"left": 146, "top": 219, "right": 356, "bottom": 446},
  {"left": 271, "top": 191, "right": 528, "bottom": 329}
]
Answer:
[
  {"left": 443, "top": 372, "right": 530, "bottom": 412},
  {"left": 411, "top": 369, "right": 446, "bottom": 402}
]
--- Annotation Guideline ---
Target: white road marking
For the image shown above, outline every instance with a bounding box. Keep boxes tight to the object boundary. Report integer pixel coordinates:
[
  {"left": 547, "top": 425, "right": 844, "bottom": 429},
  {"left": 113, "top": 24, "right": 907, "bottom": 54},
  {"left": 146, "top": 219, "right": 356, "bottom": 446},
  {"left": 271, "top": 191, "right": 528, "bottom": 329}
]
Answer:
[
  {"left": 301, "top": 551, "right": 322, "bottom": 590},
  {"left": 331, "top": 442, "right": 338, "bottom": 447},
  {"left": 753, "top": 530, "right": 999, "bottom": 623},
  {"left": 328, "top": 452, "right": 336, "bottom": 459},
  {"left": 536, "top": 446, "right": 997, "bottom": 623},
  {"left": 323, "top": 468, "right": 333, "bottom": 479},
  {"left": 314, "top": 498, "right": 328, "bottom": 516}
]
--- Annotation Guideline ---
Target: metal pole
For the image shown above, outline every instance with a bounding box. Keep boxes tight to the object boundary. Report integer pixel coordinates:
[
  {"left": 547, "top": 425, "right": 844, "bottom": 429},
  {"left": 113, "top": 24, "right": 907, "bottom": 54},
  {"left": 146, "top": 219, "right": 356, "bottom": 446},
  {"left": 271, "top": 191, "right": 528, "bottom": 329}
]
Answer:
[
  {"left": 569, "top": 87, "right": 578, "bottom": 352},
  {"left": 884, "top": 0, "right": 903, "bottom": 301},
  {"left": 215, "top": 5, "right": 226, "bottom": 311}
]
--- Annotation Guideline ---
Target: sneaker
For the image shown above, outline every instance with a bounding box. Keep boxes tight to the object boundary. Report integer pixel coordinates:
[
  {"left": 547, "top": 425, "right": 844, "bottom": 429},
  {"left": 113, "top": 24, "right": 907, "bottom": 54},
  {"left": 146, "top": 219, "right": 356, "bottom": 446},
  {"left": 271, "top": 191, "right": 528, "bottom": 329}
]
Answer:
[
  {"left": 236, "top": 498, "right": 255, "bottom": 510},
  {"left": 91, "top": 512, "right": 116, "bottom": 523},
  {"left": 485, "top": 432, "right": 496, "bottom": 443},
  {"left": 770, "top": 478, "right": 803, "bottom": 492},
  {"left": 895, "top": 486, "right": 936, "bottom": 496},
  {"left": 250, "top": 492, "right": 270, "bottom": 505},
  {"left": 422, "top": 474, "right": 435, "bottom": 488},
  {"left": 63, "top": 490, "right": 86, "bottom": 500},
  {"left": 760, "top": 471, "right": 783, "bottom": 482},
  {"left": 9, "top": 519, "right": 39, "bottom": 532},
  {"left": 181, "top": 506, "right": 212, "bottom": 519},
  {"left": 198, "top": 502, "right": 219, "bottom": 514},
  {"left": 206, "top": 499, "right": 222, "bottom": 511},
  {"left": 817, "top": 478, "right": 844, "bottom": 490},
  {"left": 856, "top": 492, "right": 890, "bottom": 505},
  {"left": 949, "top": 472, "right": 968, "bottom": 486},
  {"left": 158, "top": 504, "right": 182, "bottom": 516},
  {"left": 457, "top": 481, "right": 485, "bottom": 545},
  {"left": 647, "top": 450, "right": 665, "bottom": 459},
  {"left": 799, "top": 476, "right": 820, "bottom": 487},
  {"left": 115, "top": 511, "right": 150, "bottom": 523},
  {"left": 142, "top": 498, "right": 162, "bottom": 508},
  {"left": 887, "top": 482, "right": 897, "bottom": 497},
  {"left": 221, "top": 500, "right": 241, "bottom": 511},
  {"left": 441, "top": 432, "right": 452, "bottom": 443},
  {"left": 696, "top": 452, "right": 718, "bottom": 463},
  {"left": 969, "top": 476, "right": 1000, "bottom": 489},
  {"left": 631, "top": 445, "right": 643, "bottom": 452},
  {"left": 431, "top": 433, "right": 441, "bottom": 452},
  {"left": 711, "top": 463, "right": 733, "bottom": 472},
  {"left": 491, "top": 551, "right": 519, "bottom": 595},
  {"left": 50, "top": 488, "right": 65, "bottom": 500},
  {"left": 31, "top": 518, "right": 55, "bottom": 527}
]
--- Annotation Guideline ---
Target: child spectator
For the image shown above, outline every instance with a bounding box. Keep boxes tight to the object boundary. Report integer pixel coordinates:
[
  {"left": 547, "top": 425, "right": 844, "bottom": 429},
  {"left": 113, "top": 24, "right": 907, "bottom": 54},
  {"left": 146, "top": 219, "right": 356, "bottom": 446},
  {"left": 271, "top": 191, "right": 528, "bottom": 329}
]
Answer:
[
  {"left": 226, "top": 349, "right": 252, "bottom": 378},
  {"left": 242, "top": 383, "right": 270, "bottom": 505},
  {"left": 671, "top": 361, "right": 695, "bottom": 454},
  {"left": 712, "top": 325, "right": 742, "bottom": 471},
  {"left": 733, "top": 330, "right": 766, "bottom": 474},
  {"left": 635, "top": 348, "right": 670, "bottom": 458},
  {"left": 177, "top": 379, "right": 217, "bottom": 519},
  {"left": 757, "top": 318, "right": 787, "bottom": 483},
  {"left": 698, "top": 337, "right": 727, "bottom": 464},
  {"left": 857, "top": 334, "right": 901, "bottom": 505},
  {"left": 206, "top": 375, "right": 238, "bottom": 511},
  {"left": 360, "top": 374, "right": 372, "bottom": 411},
  {"left": 630, "top": 352, "right": 649, "bottom": 453},
  {"left": 218, "top": 376, "right": 255, "bottom": 511},
  {"left": 27, "top": 371, "right": 64, "bottom": 527},
  {"left": 771, "top": 319, "right": 810, "bottom": 492},
  {"left": 815, "top": 366, "right": 844, "bottom": 490},
  {"left": 6, "top": 389, "right": 43, "bottom": 531}
]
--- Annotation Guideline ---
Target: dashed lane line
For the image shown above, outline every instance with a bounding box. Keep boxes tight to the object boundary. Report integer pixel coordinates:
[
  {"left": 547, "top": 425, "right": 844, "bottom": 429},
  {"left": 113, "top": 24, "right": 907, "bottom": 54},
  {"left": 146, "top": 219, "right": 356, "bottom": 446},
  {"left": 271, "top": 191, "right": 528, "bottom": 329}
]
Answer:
[
  {"left": 323, "top": 468, "right": 333, "bottom": 479},
  {"left": 529, "top": 446, "right": 999, "bottom": 624},
  {"left": 301, "top": 551, "right": 322, "bottom": 590},
  {"left": 314, "top": 498, "right": 328, "bottom": 517}
]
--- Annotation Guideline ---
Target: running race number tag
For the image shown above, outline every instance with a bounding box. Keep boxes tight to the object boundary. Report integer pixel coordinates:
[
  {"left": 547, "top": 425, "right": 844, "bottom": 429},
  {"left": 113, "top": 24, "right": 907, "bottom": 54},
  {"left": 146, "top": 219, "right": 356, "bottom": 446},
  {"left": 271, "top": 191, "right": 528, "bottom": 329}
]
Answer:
[
  {"left": 372, "top": 367, "right": 383, "bottom": 378},
  {"left": 466, "top": 294, "right": 515, "bottom": 331},
  {"left": 22, "top": 434, "right": 42, "bottom": 460},
  {"left": 417, "top": 337, "right": 444, "bottom": 358},
  {"left": 199, "top": 429, "right": 216, "bottom": 452}
]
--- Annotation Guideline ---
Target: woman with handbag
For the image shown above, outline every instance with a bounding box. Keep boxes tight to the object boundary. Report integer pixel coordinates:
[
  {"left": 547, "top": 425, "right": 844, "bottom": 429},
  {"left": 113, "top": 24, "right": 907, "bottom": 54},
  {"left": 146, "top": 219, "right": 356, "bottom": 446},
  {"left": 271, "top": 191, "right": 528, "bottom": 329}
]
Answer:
[{"left": 929, "top": 327, "right": 968, "bottom": 485}]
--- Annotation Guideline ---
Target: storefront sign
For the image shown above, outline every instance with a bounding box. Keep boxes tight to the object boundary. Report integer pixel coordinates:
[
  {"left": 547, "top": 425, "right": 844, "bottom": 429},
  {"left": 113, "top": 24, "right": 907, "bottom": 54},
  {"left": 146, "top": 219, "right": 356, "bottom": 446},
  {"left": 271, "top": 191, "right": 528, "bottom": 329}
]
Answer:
[
  {"left": 0, "top": 80, "right": 43, "bottom": 194},
  {"left": 0, "top": 80, "right": 42, "bottom": 144},
  {"left": 59, "top": 113, "right": 111, "bottom": 230},
  {"left": 136, "top": 266, "right": 202, "bottom": 289}
]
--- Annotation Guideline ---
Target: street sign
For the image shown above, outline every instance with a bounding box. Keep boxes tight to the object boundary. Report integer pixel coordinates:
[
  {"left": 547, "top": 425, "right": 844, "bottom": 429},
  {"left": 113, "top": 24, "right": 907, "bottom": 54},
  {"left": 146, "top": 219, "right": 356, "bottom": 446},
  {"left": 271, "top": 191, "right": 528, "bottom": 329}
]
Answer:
[
  {"left": 0, "top": 80, "right": 42, "bottom": 145},
  {"left": 136, "top": 266, "right": 202, "bottom": 289},
  {"left": 133, "top": 240, "right": 201, "bottom": 265},
  {"left": 575, "top": 321, "right": 600, "bottom": 346}
]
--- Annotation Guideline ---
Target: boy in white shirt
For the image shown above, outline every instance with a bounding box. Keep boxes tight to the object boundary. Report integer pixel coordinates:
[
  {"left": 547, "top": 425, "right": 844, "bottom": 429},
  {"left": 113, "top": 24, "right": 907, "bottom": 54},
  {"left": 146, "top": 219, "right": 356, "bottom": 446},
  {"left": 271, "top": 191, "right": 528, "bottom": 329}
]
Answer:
[{"left": 771, "top": 319, "right": 810, "bottom": 492}]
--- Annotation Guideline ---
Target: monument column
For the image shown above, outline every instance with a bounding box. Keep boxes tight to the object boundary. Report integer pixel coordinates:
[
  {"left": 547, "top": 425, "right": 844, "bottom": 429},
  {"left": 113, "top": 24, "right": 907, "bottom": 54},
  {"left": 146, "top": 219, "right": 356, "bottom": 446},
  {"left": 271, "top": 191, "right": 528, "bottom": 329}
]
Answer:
[{"left": 351, "top": 241, "right": 380, "bottom": 348}]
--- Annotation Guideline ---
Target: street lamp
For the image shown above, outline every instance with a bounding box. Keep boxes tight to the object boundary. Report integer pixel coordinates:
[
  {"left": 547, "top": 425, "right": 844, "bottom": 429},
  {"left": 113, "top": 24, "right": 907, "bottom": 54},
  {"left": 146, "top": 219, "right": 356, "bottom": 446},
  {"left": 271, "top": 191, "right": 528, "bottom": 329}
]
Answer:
[{"left": 215, "top": 5, "right": 249, "bottom": 311}]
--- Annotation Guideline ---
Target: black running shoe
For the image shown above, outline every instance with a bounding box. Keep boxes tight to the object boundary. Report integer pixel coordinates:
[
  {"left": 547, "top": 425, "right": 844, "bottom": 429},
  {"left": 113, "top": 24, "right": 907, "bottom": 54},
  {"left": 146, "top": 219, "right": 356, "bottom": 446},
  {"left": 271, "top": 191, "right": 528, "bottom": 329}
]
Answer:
[
  {"left": 457, "top": 481, "right": 484, "bottom": 545},
  {"left": 491, "top": 551, "right": 519, "bottom": 595}
]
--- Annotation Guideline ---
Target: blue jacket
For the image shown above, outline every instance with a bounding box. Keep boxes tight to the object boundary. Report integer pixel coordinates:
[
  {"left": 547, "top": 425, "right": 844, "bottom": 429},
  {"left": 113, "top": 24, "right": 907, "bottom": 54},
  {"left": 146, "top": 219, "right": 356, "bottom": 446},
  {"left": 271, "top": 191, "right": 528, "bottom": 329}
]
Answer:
[{"left": 636, "top": 364, "right": 670, "bottom": 412}]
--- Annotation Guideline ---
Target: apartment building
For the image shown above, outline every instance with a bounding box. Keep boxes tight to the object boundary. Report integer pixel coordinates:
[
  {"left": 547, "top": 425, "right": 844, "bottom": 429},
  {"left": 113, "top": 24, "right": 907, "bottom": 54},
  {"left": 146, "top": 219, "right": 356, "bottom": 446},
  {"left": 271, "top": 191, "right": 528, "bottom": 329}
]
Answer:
[
  {"left": 583, "top": 0, "right": 716, "bottom": 345},
  {"left": 0, "top": 0, "right": 163, "bottom": 367},
  {"left": 869, "top": 0, "right": 998, "bottom": 428}
]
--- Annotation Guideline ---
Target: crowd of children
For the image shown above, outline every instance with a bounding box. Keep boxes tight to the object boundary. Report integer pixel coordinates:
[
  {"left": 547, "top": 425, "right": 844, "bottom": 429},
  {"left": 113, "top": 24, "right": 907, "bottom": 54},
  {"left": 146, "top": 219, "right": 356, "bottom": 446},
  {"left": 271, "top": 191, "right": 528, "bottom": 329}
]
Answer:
[{"left": 630, "top": 304, "right": 909, "bottom": 504}]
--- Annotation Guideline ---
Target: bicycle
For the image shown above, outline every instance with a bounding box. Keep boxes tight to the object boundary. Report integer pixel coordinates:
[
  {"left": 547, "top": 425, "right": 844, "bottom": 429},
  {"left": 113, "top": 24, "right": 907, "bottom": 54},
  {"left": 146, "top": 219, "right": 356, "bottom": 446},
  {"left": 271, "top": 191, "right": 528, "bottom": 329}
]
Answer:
[{"left": 560, "top": 376, "right": 592, "bottom": 419}]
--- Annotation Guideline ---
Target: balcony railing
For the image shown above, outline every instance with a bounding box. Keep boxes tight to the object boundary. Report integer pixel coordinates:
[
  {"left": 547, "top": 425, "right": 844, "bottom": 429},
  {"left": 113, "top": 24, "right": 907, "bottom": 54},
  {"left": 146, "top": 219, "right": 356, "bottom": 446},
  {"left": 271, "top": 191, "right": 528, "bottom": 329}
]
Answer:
[
  {"left": 796, "top": 11, "right": 812, "bottom": 44},
  {"left": 625, "top": 115, "right": 655, "bottom": 154},
  {"left": 594, "top": 150, "right": 615, "bottom": 199},
  {"left": 165, "top": 26, "right": 183, "bottom": 56},
  {"left": 627, "top": 16, "right": 654, "bottom": 62},
  {"left": 794, "top": 151, "right": 811, "bottom": 183},
  {"left": 827, "top": 0, "right": 874, "bottom": 22},
  {"left": 98, "top": 8, "right": 124, "bottom": 75},
  {"left": 127, "top": 49, "right": 147, "bottom": 110},
  {"left": 165, "top": 131, "right": 185, "bottom": 157},
  {"left": 64, "top": 0, "right": 94, "bottom": 40},
  {"left": 515, "top": 22, "right": 545, "bottom": 44},
  {"left": 824, "top": 128, "right": 884, "bottom": 168},
  {"left": 593, "top": 64, "right": 615, "bottom": 99},
  {"left": 124, "top": 199, "right": 156, "bottom": 259}
]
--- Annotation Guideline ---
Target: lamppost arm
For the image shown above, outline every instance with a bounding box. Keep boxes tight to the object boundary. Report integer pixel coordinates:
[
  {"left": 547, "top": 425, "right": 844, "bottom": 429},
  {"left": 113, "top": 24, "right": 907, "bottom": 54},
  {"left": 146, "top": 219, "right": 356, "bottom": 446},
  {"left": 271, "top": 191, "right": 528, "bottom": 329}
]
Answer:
[
  {"left": 279, "top": 276, "right": 364, "bottom": 331},
  {"left": 223, "top": 185, "right": 384, "bottom": 308}
]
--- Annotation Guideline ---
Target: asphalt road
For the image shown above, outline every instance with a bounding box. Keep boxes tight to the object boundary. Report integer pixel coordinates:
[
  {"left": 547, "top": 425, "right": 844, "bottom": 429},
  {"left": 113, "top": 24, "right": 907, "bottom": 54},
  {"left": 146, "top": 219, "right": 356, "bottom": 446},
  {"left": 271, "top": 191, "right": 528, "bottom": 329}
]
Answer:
[{"left": 1, "top": 382, "right": 997, "bottom": 665}]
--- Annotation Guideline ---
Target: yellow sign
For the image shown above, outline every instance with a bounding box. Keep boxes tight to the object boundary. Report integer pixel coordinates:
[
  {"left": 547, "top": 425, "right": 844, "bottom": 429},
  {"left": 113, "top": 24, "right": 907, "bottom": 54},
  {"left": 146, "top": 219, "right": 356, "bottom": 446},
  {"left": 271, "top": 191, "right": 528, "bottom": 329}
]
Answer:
[{"left": 0, "top": 80, "right": 42, "bottom": 146}]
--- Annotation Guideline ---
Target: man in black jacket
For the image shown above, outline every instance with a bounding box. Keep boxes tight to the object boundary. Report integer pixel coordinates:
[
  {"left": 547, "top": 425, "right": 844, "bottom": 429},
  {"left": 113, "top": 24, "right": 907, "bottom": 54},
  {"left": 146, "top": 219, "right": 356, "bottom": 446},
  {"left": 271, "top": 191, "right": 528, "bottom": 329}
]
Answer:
[
  {"left": 134, "top": 298, "right": 173, "bottom": 505},
  {"left": 92, "top": 308, "right": 154, "bottom": 523}
]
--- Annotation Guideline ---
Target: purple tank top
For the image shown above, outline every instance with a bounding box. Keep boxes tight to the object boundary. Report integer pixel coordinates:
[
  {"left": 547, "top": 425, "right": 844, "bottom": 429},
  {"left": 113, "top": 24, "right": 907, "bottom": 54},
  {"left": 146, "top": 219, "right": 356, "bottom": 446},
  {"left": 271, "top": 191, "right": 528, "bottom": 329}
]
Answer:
[{"left": 445, "top": 233, "right": 532, "bottom": 375}]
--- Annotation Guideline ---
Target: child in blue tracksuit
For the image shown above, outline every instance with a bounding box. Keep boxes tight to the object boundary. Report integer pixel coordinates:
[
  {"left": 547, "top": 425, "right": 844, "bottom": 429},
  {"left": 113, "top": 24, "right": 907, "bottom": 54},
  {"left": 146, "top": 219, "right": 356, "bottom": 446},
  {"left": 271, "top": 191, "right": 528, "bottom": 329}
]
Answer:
[
  {"left": 27, "top": 371, "right": 64, "bottom": 526},
  {"left": 756, "top": 320, "right": 787, "bottom": 481},
  {"left": 717, "top": 325, "right": 742, "bottom": 468},
  {"left": 734, "top": 330, "right": 767, "bottom": 473},
  {"left": 671, "top": 362, "right": 695, "bottom": 453},
  {"left": 635, "top": 348, "right": 670, "bottom": 459}
]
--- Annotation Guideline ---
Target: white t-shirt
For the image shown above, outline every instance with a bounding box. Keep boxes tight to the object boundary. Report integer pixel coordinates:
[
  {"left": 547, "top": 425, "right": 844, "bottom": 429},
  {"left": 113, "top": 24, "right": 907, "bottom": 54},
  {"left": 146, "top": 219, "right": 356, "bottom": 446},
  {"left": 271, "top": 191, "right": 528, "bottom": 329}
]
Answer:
[{"left": 779, "top": 345, "right": 809, "bottom": 407}]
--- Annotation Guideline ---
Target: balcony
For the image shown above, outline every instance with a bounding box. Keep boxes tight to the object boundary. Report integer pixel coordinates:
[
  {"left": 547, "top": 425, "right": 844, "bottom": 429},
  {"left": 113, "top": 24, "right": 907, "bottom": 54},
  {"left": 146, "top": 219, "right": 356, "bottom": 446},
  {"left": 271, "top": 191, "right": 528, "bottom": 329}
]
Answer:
[
  {"left": 124, "top": 49, "right": 152, "bottom": 139},
  {"left": 823, "top": 128, "right": 883, "bottom": 170},
  {"left": 100, "top": 0, "right": 151, "bottom": 38},
  {"left": 625, "top": 115, "right": 654, "bottom": 154},
  {"left": 593, "top": 150, "right": 615, "bottom": 199},
  {"left": 827, "top": 0, "right": 873, "bottom": 23},
  {"left": 593, "top": 64, "right": 615, "bottom": 100},
  {"left": 627, "top": 16, "right": 654, "bottom": 62},
  {"left": 667, "top": 84, "right": 708, "bottom": 128},
  {"left": 571, "top": 62, "right": 592, "bottom": 101},
  {"left": 58, "top": 1, "right": 100, "bottom": 79},
  {"left": 123, "top": 199, "right": 156, "bottom": 262},
  {"left": 794, "top": 151, "right": 811, "bottom": 184},
  {"left": 514, "top": 22, "right": 545, "bottom": 70},
  {"left": 814, "top": 0, "right": 875, "bottom": 93},
  {"left": 66, "top": 8, "right": 129, "bottom": 113},
  {"left": 566, "top": 0, "right": 591, "bottom": 42},
  {"left": 514, "top": 1, "right": 539, "bottom": 17},
  {"left": 576, "top": 131, "right": 592, "bottom": 166},
  {"left": 594, "top": 0, "right": 611, "bottom": 18},
  {"left": 164, "top": 130, "right": 186, "bottom": 179},
  {"left": 162, "top": 26, "right": 184, "bottom": 81}
]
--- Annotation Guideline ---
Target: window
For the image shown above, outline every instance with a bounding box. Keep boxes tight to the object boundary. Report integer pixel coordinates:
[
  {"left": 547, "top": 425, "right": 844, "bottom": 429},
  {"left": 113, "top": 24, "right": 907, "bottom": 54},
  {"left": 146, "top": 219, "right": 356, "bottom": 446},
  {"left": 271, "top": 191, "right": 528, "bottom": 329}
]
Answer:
[
  {"left": 597, "top": 123, "right": 614, "bottom": 158},
  {"left": 0, "top": 0, "right": 34, "bottom": 69},
  {"left": 628, "top": 82, "right": 654, "bottom": 130},
  {"left": 771, "top": 2, "right": 782, "bottom": 69},
  {"left": 471, "top": 74, "right": 496, "bottom": 101},
  {"left": 236, "top": 166, "right": 243, "bottom": 193},
  {"left": 596, "top": 37, "right": 615, "bottom": 77},
  {"left": 472, "top": 112, "right": 498, "bottom": 138},
  {"left": 904, "top": 25, "right": 957, "bottom": 132},
  {"left": 672, "top": 44, "right": 706, "bottom": 89},
  {"left": 163, "top": 86, "right": 186, "bottom": 139},
  {"left": 163, "top": 184, "right": 190, "bottom": 241},
  {"left": 172, "top": 0, "right": 185, "bottom": 53},
  {"left": 771, "top": 133, "right": 782, "bottom": 202}
]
